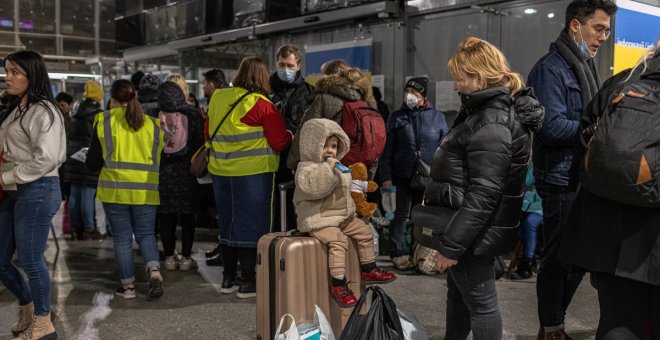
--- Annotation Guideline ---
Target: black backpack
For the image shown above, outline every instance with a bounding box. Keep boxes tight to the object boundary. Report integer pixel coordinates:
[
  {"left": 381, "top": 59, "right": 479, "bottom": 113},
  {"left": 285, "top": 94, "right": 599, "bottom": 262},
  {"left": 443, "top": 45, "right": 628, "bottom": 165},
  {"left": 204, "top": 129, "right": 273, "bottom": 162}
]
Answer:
[{"left": 580, "top": 78, "right": 660, "bottom": 207}]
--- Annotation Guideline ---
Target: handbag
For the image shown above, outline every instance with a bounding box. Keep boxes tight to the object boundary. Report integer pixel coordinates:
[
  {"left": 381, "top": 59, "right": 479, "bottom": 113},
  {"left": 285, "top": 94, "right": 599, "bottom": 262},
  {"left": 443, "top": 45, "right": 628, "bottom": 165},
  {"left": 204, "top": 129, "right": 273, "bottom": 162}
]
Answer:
[
  {"left": 190, "top": 91, "right": 252, "bottom": 178},
  {"left": 411, "top": 204, "right": 455, "bottom": 251},
  {"left": 408, "top": 117, "right": 431, "bottom": 192}
]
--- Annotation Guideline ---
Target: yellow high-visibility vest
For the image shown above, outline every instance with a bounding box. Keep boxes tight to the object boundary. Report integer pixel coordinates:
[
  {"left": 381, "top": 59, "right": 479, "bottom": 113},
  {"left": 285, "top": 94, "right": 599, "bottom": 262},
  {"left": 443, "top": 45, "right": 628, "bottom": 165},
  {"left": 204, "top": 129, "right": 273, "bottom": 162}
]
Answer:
[
  {"left": 207, "top": 87, "right": 279, "bottom": 176},
  {"left": 95, "top": 107, "right": 164, "bottom": 205}
]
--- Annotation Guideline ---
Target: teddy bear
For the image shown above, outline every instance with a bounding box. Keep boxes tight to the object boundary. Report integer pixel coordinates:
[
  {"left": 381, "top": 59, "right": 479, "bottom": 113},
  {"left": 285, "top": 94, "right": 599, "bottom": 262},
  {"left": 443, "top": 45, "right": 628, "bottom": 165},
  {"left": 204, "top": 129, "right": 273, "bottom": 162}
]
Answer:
[{"left": 348, "top": 162, "right": 379, "bottom": 218}]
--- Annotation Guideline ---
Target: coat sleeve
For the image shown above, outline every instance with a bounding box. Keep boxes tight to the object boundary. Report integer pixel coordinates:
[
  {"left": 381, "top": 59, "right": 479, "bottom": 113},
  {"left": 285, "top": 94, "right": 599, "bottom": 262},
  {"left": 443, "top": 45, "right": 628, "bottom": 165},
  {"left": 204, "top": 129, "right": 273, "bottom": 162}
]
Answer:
[
  {"left": 378, "top": 113, "right": 396, "bottom": 183},
  {"left": 295, "top": 162, "right": 339, "bottom": 200},
  {"left": 528, "top": 63, "right": 579, "bottom": 146},
  {"left": 438, "top": 123, "right": 512, "bottom": 259},
  {"left": 85, "top": 123, "right": 104, "bottom": 173}
]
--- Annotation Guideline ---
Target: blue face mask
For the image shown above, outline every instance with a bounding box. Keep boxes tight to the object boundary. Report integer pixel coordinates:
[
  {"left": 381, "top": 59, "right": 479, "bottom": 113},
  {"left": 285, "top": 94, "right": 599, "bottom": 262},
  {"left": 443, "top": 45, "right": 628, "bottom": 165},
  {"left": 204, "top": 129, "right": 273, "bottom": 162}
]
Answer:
[
  {"left": 575, "top": 24, "right": 595, "bottom": 59},
  {"left": 277, "top": 68, "right": 296, "bottom": 83}
]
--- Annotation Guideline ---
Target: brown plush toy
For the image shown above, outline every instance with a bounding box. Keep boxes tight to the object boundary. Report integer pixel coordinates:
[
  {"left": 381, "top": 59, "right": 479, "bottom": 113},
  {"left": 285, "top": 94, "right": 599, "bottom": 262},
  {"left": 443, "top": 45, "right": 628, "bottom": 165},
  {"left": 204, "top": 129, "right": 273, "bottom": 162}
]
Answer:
[{"left": 348, "top": 162, "right": 379, "bottom": 218}]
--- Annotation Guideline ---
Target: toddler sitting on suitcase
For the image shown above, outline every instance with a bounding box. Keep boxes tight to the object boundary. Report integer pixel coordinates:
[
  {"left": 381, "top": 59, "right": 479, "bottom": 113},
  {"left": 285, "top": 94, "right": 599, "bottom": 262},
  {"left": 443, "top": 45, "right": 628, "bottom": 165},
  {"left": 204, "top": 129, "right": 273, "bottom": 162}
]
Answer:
[{"left": 293, "top": 118, "right": 396, "bottom": 307}]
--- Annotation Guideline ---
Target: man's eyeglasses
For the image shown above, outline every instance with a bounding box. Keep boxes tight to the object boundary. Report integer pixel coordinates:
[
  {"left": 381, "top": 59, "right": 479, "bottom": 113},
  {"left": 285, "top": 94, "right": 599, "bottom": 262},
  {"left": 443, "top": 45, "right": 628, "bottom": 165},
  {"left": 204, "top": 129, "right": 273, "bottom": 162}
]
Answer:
[{"left": 580, "top": 21, "right": 611, "bottom": 39}]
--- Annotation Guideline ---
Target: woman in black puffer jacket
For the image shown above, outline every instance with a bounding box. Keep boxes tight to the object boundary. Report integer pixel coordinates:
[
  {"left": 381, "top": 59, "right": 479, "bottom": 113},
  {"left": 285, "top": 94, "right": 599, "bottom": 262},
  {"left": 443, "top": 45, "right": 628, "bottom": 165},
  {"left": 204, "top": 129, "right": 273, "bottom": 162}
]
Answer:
[
  {"left": 426, "top": 37, "right": 543, "bottom": 339},
  {"left": 156, "top": 82, "right": 205, "bottom": 271}
]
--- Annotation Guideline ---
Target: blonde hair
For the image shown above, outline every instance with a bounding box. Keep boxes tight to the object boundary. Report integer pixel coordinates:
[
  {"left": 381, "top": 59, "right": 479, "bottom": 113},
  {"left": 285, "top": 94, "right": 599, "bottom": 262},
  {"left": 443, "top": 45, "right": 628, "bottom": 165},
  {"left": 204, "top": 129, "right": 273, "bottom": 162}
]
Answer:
[
  {"left": 166, "top": 73, "right": 189, "bottom": 100},
  {"left": 320, "top": 59, "right": 349, "bottom": 75},
  {"left": 625, "top": 38, "right": 660, "bottom": 82},
  {"left": 448, "top": 37, "right": 524, "bottom": 96}
]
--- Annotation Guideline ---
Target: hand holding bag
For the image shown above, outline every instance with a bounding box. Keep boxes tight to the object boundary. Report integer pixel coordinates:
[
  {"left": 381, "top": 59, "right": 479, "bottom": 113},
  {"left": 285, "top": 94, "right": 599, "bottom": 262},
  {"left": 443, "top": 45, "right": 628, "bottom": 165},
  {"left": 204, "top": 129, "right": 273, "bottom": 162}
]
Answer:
[{"left": 190, "top": 91, "right": 252, "bottom": 178}]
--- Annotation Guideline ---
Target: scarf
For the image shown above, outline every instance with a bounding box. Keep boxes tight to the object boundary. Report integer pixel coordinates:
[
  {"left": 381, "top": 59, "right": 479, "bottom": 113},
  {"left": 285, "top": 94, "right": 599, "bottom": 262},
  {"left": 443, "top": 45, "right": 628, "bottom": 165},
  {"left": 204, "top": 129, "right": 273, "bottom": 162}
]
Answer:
[{"left": 555, "top": 30, "right": 601, "bottom": 107}]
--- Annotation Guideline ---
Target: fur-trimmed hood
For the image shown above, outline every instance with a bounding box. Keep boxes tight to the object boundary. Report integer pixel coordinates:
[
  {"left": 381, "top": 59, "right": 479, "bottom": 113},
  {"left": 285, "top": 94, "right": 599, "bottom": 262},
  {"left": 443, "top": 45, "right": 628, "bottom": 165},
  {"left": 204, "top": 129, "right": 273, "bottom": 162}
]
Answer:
[
  {"left": 315, "top": 74, "right": 377, "bottom": 109},
  {"left": 299, "top": 118, "right": 350, "bottom": 163}
]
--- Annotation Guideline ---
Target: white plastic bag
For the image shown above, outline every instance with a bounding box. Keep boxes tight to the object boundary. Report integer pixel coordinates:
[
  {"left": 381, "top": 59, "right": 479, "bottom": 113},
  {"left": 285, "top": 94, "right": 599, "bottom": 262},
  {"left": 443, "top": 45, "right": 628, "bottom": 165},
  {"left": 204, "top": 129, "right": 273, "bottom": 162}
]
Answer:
[
  {"left": 314, "top": 304, "right": 335, "bottom": 340},
  {"left": 274, "top": 314, "right": 300, "bottom": 340},
  {"left": 398, "top": 309, "right": 429, "bottom": 340}
]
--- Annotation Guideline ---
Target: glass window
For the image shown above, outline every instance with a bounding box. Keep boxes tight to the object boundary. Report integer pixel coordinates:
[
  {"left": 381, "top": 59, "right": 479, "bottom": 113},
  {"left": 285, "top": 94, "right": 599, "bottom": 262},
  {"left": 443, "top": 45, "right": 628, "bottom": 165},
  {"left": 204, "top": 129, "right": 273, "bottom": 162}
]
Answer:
[
  {"left": 60, "top": 0, "right": 94, "bottom": 37},
  {"left": 101, "top": 41, "right": 120, "bottom": 56},
  {"left": 100, "top": 0, "right": 116, "bottom": 40},
  {"left": 19, "top": 35, "right": 56, "bottom": 54},
  {"left": 0, "top": 0, "right": 14, "bottom": 32},
  {"left": 63, "top": 38, "right": 95, "bottom": 56},
  {"left": 19, "top": 0, "right": 55, "bottom": 34}
]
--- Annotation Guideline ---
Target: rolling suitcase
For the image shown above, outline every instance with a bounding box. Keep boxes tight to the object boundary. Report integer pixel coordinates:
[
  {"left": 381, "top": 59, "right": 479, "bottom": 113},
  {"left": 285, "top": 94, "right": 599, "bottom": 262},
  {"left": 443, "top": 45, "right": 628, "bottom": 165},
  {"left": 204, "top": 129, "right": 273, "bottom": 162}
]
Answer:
[{"left": 256, "top": 181, "right": 363, "bottom": 340}]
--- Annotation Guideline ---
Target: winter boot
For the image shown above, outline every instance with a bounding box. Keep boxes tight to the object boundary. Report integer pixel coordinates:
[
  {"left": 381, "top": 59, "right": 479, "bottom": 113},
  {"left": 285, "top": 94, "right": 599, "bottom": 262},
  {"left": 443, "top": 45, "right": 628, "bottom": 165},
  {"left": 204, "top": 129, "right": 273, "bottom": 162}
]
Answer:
[
  {"left": 11, "top": 302, "right": 34, "bottom": 336},
  {"left": 12, "top": 313, "right": 56, "bottom": 340}
]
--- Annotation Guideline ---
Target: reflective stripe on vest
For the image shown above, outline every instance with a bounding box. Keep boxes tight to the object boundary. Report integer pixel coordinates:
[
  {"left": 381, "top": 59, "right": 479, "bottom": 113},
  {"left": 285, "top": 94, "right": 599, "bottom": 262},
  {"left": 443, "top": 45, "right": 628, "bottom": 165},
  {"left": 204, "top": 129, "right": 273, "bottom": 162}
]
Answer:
[
  {"left": 207, "top": 88, "right": 279, "bottom": 176},
  {"left": 96, "top": 108, "right": 163, "bottom": 205}
]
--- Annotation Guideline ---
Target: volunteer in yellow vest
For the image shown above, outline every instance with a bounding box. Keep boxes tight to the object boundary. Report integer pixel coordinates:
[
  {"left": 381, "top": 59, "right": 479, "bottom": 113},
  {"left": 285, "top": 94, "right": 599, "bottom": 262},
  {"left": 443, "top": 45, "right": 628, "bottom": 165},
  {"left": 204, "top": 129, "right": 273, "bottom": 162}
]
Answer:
[
  {"left": 86, "top": 79, "right": 165, "bottom": 301},
  {"left": 207, "top": 57, "right": 292, "bottom": 298}
]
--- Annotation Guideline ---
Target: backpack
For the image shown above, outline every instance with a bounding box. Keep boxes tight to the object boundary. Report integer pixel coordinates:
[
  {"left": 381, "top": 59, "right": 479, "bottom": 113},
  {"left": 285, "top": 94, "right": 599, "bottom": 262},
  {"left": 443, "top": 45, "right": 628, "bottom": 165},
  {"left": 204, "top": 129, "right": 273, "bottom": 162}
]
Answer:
[
  {"left": 340, "top": 100, "right": 386, "bottom": 167},
  {"left": 580, "top": 78, "right": 660, "bottom": 207},
  {"left": 158, "top": 111, "right": 189, "bottom": 157}
]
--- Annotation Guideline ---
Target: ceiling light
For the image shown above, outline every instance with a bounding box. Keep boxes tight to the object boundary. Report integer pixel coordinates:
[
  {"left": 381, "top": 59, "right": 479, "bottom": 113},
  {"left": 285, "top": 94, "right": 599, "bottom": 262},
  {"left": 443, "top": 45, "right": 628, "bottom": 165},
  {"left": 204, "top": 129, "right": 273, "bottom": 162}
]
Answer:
[
  {"left": 524, "top": 8, "right": 537, "bottom": 14},
  {"left": 547, "top": 12, "right": 555, "bottom": 18}
]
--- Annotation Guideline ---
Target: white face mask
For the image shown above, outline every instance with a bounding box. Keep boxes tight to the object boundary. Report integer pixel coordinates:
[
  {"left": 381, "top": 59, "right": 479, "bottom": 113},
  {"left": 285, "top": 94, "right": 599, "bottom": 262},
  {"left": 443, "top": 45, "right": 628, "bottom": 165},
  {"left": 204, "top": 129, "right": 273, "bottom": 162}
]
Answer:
[
  {"left": 404, "top": 93, "right": 419, "bottom": 109},
  {"left": 575, "top": 24, "right": 596, "bottom": 59}
]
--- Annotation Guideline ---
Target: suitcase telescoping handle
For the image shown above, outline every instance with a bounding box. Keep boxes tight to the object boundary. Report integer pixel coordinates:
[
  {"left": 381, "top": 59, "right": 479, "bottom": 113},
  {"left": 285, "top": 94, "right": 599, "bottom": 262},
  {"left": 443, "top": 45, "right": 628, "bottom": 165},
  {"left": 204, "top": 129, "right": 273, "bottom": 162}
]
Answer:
[{"left": 278, "top": 181, "right": 295, "bottom": 232}]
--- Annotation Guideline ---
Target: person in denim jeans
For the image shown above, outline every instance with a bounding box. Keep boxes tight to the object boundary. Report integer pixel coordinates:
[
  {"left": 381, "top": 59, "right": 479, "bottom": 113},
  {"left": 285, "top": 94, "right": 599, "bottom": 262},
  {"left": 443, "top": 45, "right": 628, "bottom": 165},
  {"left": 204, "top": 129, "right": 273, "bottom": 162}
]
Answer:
[
  {"left": 0, "top": 50, "right": 66, "bottom": 340},
  {"left": 86, "top": 79, "right": 165, "bottom": 301},
  {"left": 528, "top": 0, "right": 617, "bottom": 338}
]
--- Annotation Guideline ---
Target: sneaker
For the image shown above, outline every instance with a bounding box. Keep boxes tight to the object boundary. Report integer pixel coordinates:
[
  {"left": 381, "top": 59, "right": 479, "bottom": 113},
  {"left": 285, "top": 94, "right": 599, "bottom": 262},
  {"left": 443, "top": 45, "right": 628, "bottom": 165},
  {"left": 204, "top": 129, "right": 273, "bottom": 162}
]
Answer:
[
  {"left": 116, "top": 285, "right": 136, "bottom": 299},
  {"left": 361, "top": 267, "right": 397, "bottom": 284},
  {"left": 179, "top": 257, "right": 195, "bottom": 271},
  {"left": 206, "top": 256, "right": 223, "bottom": 267},
  {"left": 85, "top": 228, "right": 104, "bottom": 240},
  {"left": 330, "top": 284, "right": 357, "bottom": 307},
  {"left": 236, "top": 280, "right": 256, "bottom": 299},
  {"left": 391, "top": 256, "right": 413, "bottom": 271},
  {"left": 205, "top": 244, "right": 222, "bottom": 259},
  {"left": 164, "top": 256, "right": 178, "bottom": 271},
  {"left": 220, "top": 277, "right": 240, "bottom": 294},
  {"left": 509, "top": 258, "right": 533, "bottom": 280},
  {"left": 147, "top": 268, "right": 164, "bottom": 300}
]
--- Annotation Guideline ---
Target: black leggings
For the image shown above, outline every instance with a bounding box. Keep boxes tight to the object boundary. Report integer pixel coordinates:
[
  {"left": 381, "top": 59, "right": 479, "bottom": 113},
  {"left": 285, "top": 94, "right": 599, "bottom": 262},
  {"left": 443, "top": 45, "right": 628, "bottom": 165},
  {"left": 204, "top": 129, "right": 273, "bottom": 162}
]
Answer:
[
  {"left": 221, "top": 246, "right": 257, "bottom": 282},
  {"left": 159, "top": 213, "right": 195, "bottom": 257},
  {"left": 592, "top": 272, "right": 660, "bottom": 339}
]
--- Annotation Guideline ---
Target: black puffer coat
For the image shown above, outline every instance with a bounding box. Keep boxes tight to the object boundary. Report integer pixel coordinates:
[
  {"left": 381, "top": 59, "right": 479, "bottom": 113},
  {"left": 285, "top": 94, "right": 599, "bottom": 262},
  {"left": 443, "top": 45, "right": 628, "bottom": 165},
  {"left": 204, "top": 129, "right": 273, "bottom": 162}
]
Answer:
[
  {"left": 61, "top": 99, "right": 103, "bottom": 186},
  {"left": 270, "top": 71, "right": 315, "bottom": 133},
  {"left": 157, "top": 82, "right": 205, "bottom": 214},
  {"left": 424, "top": 87, "right": 544, "bottom": 259}
]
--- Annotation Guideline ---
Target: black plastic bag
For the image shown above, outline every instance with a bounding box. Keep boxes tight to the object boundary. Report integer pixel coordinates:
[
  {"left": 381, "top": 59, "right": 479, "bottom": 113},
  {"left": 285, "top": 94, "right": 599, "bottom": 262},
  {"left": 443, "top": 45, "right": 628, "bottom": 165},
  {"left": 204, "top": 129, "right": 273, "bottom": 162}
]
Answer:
[{"left": 340, "top": 285, "right": 404, "bottom": 340}]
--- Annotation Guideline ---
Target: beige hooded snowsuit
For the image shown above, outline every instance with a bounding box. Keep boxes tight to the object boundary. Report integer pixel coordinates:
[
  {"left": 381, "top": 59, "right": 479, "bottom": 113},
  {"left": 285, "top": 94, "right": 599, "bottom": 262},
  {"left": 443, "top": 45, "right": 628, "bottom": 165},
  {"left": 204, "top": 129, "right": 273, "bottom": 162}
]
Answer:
[{"left": 293, "top": 118, "right": 375, "bottom": 279}]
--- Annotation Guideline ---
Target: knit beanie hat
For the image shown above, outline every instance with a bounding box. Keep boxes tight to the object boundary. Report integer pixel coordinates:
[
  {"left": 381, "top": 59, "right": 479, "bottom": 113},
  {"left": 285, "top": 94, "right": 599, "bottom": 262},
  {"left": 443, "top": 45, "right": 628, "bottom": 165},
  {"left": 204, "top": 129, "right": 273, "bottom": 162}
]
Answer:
[
  {"left": 139, "top": 74, "right": 161, "bottom": 92},
  {"left": 404, "top": 77, "right": 429, "bottom": 98},
  {"left": 130, "top": 71, "right": 145, "bottom": 90},
  {"left": 84, "top": 80, "right": 104, "bottom": 102}
]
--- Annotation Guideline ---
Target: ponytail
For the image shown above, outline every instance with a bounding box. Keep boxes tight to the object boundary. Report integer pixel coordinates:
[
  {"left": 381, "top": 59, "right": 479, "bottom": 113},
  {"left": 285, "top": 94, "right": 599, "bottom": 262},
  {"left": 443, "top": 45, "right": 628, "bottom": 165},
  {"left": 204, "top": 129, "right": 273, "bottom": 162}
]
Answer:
[
  {"left": 110, "top": 79, "right": 144, "bottom": 131},
  {"left": 504, "top": 71, "right": 524, "bottom": 96}
]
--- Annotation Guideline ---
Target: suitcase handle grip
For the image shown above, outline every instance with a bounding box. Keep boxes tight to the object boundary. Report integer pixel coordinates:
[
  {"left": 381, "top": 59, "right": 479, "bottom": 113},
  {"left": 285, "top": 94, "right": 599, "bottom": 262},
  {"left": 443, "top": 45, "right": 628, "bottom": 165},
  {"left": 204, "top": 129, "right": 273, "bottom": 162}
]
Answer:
[
  {"left": 279, "top": 181, "right": 295, "bottom": 232},
  {"left": 278, "top": 181, "right": 295, "bottom": 191}
]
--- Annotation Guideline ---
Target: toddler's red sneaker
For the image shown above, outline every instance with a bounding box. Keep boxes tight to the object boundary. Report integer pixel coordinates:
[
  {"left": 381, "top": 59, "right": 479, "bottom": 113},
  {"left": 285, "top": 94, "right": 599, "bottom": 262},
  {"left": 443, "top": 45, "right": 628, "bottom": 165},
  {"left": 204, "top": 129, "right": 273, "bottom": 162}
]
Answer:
[
  {"left": 361, "top": 267, "right": 397, "bottom": 284},
  {"left": 331, "top": 284, "right": 357, "bottom": 307}
]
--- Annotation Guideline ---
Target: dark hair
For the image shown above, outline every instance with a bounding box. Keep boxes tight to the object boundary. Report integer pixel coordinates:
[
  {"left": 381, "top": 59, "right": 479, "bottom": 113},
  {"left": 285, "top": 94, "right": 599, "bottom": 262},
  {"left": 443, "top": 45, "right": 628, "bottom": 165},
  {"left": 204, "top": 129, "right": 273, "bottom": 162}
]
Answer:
[
  {"left": 2, "top": 50, "right": 62, "bottom": 134},
  {"left": 276, "top": 44, "right": 303, "bottom": 64},
  {"left": 565, "top": 0, "right": 617, "bottom": 30},
  {"left": 56, "top": 92, "right": 73, "bottom": 104},
  {"left": 188, "top": 93, "right": 199, "bottom": 108},
  {"left": 130, "top": 70, "right": 145, "bottom": 90},
  {"left": 203, "top": 69, "right": 227, "bottom": 88},
  {"left": 233, "top": 57, "right": 272, "bottom": 96},
  {"left": 110, "top": 79, "right": 144, "bottom": 131}
]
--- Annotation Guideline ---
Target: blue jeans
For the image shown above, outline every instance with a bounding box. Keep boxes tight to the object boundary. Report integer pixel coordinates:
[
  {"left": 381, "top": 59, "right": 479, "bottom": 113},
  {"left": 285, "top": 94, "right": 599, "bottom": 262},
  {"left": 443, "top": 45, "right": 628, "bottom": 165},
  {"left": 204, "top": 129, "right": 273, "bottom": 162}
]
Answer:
[
  {"left": 68, "top": 184, "right": 96, "bottom": 231},
  {"left": 445, "top": 252, "right": 502, "bottom": 339},
  {"left": 103, "top": 203, "right": 159, "bottom": 285},
  {"left": 0, "top": 177, "right": 61, "bottom": 316},
  {"left": 535, "top": 182, "right": 585, "bottom": 332},
  {"left": 520, "top": 212, "right": 542, "bottom": 260},
  {"left": 388, "top": 178, "right": 423, "bottom": 257}
]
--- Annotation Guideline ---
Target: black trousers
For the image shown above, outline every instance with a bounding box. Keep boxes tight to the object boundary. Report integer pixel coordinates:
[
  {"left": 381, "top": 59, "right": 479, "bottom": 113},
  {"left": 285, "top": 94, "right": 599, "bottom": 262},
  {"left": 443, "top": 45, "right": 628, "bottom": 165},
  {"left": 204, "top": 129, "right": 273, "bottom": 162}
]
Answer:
[
  {"left": 592, "top": 272, "right": 660, "bottom": 340},
  {"left": 220, "top": 246, "right": 257, "bottom": 282},
  {"left": 159, "top": 213, "right": 195, "bottom": 257}
]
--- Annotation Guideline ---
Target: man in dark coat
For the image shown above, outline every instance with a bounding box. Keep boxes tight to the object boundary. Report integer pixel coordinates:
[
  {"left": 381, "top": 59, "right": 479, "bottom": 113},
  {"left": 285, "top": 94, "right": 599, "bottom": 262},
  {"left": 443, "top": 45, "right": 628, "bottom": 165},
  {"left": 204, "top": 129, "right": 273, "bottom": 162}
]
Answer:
[
  {"left": 270, "top": 44, "right": 314, "bottom": 231},
  {"left": 527, "top": 1, "right": 617, "bottom": 338}
]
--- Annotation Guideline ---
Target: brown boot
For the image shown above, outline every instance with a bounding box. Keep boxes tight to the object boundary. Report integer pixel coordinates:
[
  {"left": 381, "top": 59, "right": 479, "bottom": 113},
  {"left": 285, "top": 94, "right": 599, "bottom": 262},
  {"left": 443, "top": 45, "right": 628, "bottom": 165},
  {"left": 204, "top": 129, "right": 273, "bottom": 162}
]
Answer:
[
  {"left": 12, "top": 313, "right": 57, "bottom": 340},
  {"left": 11, "top": 302, "right": 34, "bottom": 336}
]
